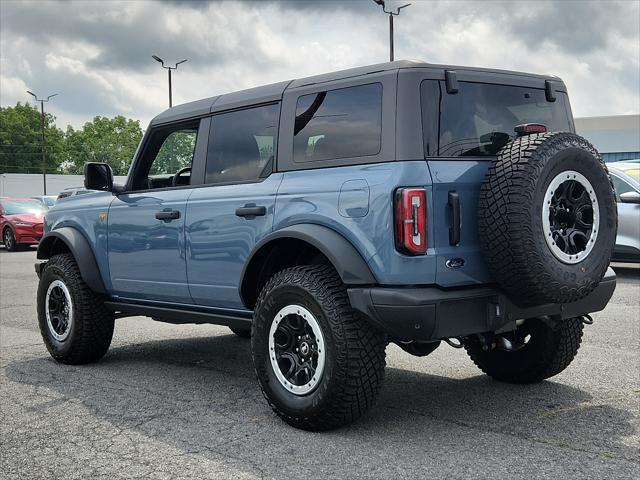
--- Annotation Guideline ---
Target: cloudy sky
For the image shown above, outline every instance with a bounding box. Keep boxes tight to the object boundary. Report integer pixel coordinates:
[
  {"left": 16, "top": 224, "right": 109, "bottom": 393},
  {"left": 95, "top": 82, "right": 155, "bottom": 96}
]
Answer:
[{"left": 1, "top": 0, "right": 638, "bottom": 128}]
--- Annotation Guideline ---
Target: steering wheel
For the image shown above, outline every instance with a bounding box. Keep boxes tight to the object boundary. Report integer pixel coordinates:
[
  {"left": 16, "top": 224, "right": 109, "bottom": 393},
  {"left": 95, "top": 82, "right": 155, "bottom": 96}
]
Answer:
[{"left": 172, "top": 167, "right": 191, "bottom": 187}]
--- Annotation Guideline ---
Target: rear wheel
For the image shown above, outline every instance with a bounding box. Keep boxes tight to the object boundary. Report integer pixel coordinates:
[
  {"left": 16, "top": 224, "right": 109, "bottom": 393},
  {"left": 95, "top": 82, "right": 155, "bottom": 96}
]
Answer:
[
  {"left": 252, "top": 265, "right": 386, "bottom": 431},
  {"left": 464, "top": 317, "right": 584, "bottom": 384},
  {"left": 37, "top": 254, "right": 114, "bottom": 364}
]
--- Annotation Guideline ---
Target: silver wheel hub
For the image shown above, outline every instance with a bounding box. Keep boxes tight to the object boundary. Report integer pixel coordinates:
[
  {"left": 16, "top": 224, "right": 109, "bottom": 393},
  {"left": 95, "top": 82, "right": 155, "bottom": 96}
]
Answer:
[
  {"left": 268, "top": 305, "right": 326, "bottom": 396},
  {"left": 542, "top": 170, "right": 599, "bottom": 264},
  {"left": 45, "top": 280, "right": 73, "bottom": 341}
]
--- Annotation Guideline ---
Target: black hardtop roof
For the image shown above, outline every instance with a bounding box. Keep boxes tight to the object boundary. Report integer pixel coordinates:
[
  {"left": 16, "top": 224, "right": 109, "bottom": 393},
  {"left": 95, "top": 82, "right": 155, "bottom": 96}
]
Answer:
[{"left": 150, "top": 59, "right": 563, "bottom": 126}]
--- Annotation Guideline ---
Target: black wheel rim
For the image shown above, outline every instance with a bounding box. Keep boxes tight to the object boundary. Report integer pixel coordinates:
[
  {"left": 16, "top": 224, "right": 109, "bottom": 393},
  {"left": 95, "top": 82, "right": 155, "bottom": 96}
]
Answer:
[
  {"left": 45, "top": 280, "right": 73, "bottom": 341},
  {"left": 269, "top": 305, "right": 325, "bottom": 395},
  {"left": 543, "top": 170, "right": 599, "bottom": 264}
]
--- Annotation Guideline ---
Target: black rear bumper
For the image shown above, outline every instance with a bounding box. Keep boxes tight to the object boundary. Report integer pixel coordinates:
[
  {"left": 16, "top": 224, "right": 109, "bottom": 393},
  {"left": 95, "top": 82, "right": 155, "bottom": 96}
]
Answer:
[{"left": 348, "top": 268, "right": 616, "bottom": 341}]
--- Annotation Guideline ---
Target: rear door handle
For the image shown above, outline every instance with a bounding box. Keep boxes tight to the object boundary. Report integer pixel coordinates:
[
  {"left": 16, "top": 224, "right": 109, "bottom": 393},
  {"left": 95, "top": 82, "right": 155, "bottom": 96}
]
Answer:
[
  {"left": 448, "top": 191, "right": 461, "bottom": 246},
  {"left": 155, "top": 210, "right": 181, "bottom": 221},
  {"left": 235, "top": 205, "right": 266, "bottom": 218}
]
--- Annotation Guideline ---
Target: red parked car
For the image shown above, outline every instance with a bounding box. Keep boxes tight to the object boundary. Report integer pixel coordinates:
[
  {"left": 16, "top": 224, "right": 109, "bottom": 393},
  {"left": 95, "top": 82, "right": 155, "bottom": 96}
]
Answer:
[{"left": 0, "top": 198, "right": 46, "bottom": 251}]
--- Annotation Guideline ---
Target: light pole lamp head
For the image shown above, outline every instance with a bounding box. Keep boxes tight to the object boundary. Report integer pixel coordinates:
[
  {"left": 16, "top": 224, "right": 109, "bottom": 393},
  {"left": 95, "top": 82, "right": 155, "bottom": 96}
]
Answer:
[
  {"left": 152, "top": 55, "right": 164, "bottom": 66},
  {"left": 27, "top": 90, "right": 37, "bottom": 99},
  {"left": 373, "top": 0, "right": 385, "bottom": 6}
]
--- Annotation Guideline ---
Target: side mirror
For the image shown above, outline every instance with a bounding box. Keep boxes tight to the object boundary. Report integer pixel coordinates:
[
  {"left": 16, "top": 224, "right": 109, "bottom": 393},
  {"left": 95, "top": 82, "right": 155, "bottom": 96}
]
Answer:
[
  {"left": 84, "top": 162, "right": 114, "bottom": 191},
  {"left": 619, "top": 191, "right": 640, "bottom": 204}
]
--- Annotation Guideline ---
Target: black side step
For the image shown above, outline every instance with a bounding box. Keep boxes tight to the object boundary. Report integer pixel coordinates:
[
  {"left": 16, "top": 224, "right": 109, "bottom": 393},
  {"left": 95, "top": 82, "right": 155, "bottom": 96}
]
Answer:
[{"left": 104, "top": 301, "right": 252, "bottom": 329}]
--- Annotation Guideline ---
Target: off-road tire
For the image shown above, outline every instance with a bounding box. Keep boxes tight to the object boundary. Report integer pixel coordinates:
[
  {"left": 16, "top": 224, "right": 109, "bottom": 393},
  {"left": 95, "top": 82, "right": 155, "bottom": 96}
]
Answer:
[
  {"left": 3, "top": 227, "right": 19, "bottom": 252},
  {"left": 478, "top": 132, "right": 617, "bottom": 305},
  {"left": 464, "top": 317, "right": 584, "bottom": 384},
  {"left": 252, "top": 265, "right": 387, "bottom": 431},
  {"left": 37, "top": 254, "right": 114, "bottom": 364},
  {"left": 229, "top": 326, "right": 251, "bottom": 338}
]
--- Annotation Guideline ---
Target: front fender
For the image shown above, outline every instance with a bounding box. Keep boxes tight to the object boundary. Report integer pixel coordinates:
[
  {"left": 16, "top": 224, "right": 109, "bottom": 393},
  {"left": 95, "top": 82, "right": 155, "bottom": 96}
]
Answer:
[{"left": 37, "top": 227, "right": 107, "bottom": 294}]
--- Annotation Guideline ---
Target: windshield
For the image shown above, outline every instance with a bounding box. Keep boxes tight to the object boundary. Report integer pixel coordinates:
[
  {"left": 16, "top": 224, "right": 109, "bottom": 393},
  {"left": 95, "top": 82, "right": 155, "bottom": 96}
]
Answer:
[
  {"left": 1, "top": 201, "right": 46, "bottom": 216},
  {"left": 43, "top": 197, "right": 56, "bottom": 206},
  {"left": 622, "top": 167, "right": 640, "bottom": 183},
  {"left": 422, "top": 80, "right": 573, "bottom": 157}
]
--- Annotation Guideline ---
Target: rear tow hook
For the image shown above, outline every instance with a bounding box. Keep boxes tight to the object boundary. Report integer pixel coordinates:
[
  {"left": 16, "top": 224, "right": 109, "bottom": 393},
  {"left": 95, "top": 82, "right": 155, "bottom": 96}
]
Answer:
[
  {"left": 444, "top": 337, "right": 464, "bottom": 349},
  {"left": 580, "top": 314, "right": 594, "bottom": 325}
]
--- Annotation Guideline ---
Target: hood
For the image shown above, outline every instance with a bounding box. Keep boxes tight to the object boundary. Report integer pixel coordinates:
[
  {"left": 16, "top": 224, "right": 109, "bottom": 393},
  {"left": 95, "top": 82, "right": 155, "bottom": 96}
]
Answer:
[{"left": 7, "top": 213, "right": 44, "bottom": 224}]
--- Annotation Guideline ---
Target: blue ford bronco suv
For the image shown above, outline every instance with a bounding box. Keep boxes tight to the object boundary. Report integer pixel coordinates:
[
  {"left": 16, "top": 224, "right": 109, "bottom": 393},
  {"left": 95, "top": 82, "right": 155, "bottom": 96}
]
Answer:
[{"left": 36, "top": 60, "right": 617, "bottom": 431}]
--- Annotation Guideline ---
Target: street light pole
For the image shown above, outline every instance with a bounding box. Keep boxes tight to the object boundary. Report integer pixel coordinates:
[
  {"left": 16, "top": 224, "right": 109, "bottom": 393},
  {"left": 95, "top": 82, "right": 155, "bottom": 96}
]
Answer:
[
  {"left": 152, "top": 55, "right": 188, "bottom": 108},
  {"left": 26, "top": 91, "right": 58, "bottom": 195},
  {"left": 373, "top": 1, "right": 411, "bottom": 62}
]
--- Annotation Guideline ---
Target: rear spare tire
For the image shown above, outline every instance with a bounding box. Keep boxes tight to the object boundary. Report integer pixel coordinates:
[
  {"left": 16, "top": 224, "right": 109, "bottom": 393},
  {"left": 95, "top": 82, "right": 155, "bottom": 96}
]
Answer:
[{"left": 478, "top": 132, "right": 616, "bottom": 305}]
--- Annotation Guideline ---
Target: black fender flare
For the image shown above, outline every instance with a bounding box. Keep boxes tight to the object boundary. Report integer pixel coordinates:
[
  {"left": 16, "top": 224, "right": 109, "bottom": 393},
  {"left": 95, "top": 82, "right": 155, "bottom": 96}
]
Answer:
[
  {"left": 240, "top": 224, "right": 376, "bottom": 308},
  {"left": 37, "top": 227, "right": 107, "bottom": 294}
]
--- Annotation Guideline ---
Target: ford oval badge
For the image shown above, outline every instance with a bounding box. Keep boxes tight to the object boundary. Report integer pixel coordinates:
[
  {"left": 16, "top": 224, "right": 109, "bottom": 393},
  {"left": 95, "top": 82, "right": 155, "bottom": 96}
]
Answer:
[{"left": 445, "top": 258, "right": 465, "bottom": 269}]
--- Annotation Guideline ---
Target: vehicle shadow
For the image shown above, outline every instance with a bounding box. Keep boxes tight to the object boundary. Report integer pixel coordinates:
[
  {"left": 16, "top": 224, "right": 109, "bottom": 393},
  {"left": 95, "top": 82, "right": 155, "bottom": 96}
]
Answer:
[{"left": 4, "top": 333, "right": 638, "bottom": 477}]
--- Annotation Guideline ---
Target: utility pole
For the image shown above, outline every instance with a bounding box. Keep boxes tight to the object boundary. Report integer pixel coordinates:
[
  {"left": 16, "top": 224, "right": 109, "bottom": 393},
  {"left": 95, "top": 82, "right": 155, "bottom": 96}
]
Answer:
[
  {"left": 372, "top": 0, "right": 411, "bottom": 62},
  {"left": 152, "top": 55, "right": 188, "bottom": 108},
  {"left": 26, "top": 91, "right": 57, "bottom": 195}
]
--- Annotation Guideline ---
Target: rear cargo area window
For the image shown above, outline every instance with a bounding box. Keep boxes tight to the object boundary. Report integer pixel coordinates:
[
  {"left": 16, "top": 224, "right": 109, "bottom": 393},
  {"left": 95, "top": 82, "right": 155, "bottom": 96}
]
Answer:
[
  {"left": 294, "top": 83, "right": 382, "bottom": 163},
  {"left": 422, "top": 81, "right": 572, "bottom": 157}
]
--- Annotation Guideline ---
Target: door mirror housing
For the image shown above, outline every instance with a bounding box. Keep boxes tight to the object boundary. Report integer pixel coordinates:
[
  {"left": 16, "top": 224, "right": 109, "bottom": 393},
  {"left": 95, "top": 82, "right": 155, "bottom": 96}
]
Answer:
[
  {"left": 619, "top": 191, "right": 640, "bottom": 204},
  {"left": 84, "top": 162, "right": 114, "bottom": 192}
]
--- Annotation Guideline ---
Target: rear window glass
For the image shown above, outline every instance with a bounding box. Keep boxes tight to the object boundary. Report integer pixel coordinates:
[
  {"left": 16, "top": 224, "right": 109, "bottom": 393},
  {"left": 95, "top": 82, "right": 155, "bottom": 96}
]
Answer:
[
  {"left": 422, "top": 80, "right": 572, "bottom": 157},
  {"left": 294, "top": 83, "right": 382, "bottom": 163}
]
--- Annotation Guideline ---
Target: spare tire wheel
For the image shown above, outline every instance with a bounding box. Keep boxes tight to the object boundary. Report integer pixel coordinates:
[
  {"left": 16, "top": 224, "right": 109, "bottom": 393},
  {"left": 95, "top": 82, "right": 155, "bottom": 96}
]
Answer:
[{"left": 478, "top": 132, "right": 617, "bottom": 305}]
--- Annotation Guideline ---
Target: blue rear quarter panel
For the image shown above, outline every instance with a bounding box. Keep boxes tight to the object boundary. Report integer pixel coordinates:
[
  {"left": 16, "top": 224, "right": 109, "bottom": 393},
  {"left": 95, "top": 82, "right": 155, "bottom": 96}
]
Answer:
[{"left": 274, "top": 161, "right": 438, "bottom": 285}]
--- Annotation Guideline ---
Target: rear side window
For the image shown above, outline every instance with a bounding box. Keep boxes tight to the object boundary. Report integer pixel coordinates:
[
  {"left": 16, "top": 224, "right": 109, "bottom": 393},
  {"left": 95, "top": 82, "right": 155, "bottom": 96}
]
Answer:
[
  {"left": 293, "top": 83, "right": 382, "bottom": 163},
  {"left": 422, "top": 81, "right": 572, "bottom": 157},
  {"left": 206, "top": 104, "right": 279, "bottom": 184}
]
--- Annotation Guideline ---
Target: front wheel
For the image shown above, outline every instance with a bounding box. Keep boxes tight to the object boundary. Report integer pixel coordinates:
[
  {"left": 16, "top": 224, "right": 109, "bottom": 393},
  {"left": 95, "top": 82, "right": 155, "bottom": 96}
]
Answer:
[
  {"left": 252, "top": 265, "right": 387, "bottom": 431},
  {"left": 3, "top": 228, "right": 18, "bottom": 251},
  {"left": 463, "top": 317, "right": 584, "bottom": 384},
  {"left": 37, "top": 254, "right": 114, "bottom": 364}
]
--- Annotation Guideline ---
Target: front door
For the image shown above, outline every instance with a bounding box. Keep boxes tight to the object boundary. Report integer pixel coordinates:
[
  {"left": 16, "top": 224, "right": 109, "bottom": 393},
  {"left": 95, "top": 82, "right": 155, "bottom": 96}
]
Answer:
[
  {"left": 108, "top": 120, "right": 205, "bottom": 304},
  {"left": 186, "top": 103, "right": 281, "bottom": 310}
]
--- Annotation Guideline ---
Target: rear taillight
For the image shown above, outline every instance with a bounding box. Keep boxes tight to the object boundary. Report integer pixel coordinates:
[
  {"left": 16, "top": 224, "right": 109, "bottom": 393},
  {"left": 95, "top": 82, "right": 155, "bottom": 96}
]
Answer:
[{"left": 394, "top": 187, "right": 427, "bottom": 255}]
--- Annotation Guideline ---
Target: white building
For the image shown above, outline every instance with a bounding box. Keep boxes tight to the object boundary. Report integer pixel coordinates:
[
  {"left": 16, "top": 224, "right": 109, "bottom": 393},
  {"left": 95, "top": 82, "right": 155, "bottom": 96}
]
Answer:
[{"left": 575, "top": 114, "right": 640, "bottom": 162}]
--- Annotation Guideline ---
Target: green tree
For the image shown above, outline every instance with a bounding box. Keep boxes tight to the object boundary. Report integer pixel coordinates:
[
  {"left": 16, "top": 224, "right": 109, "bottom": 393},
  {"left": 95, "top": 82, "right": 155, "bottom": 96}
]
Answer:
[
  {"left": 64, "top": 116, "right": 143, "bottom": 175},
  {"left": 0, "top": 102, "right": 65, "bottom": 173}
]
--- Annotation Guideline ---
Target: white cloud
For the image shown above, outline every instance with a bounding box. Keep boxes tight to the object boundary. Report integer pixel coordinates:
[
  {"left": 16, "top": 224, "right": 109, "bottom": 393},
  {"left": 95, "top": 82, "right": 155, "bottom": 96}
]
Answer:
[{"left": 1, "top": 0, "right": 638, "bottom": 128}]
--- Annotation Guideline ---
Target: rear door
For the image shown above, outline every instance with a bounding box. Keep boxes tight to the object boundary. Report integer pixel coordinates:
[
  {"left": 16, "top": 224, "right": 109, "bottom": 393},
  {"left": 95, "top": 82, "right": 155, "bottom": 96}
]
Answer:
[
  {"left": 185, "top": 103, "right": 282, "bottom": 310},
  {"left": 420, "top": 78, "right": 575, "bottom": 287},
  {"left": 107, "top": 119, "right": 207, "bottom": 303}
]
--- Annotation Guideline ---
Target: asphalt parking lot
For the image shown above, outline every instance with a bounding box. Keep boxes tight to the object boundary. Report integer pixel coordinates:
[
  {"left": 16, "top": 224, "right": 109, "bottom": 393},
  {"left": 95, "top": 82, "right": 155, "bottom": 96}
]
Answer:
[{"left": 1, "top": 248, "right": 638, "bottom": 479}]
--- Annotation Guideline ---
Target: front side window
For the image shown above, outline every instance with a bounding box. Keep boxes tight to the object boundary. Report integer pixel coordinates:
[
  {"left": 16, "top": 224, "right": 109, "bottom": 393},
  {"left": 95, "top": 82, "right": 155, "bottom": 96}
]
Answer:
[
  {"left": 149, "top": 129, "right": 197, "bottom": 176},
  {"left": 132, "top": 122, "right": 199, "bottom": 190},
  {"left": 294, "top": 83, "right": 382, "bottom": 163},
  {"left": 610, "top": 173, "right": 635, "bottom": 201},
  {"left": 205, "top": 104, "right": 279, "bottom": 184},
  {"left": 422, "top": 81, "right": 573, "bottom": 157}
]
